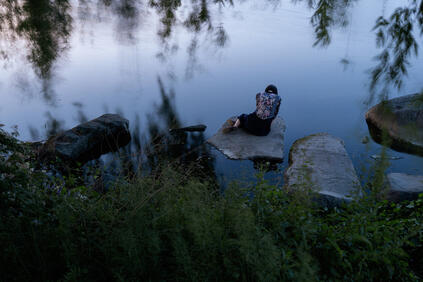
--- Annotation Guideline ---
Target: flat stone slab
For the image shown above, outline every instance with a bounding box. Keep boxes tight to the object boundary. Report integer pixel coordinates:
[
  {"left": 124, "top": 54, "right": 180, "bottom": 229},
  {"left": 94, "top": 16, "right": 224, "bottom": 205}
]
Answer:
[
  {"left": 386, "top": 173, "right": 423, "bottom": 202},
  {"left": 207, "top": 116, "right": 285, "bottom": 162},
  {"left": 365, "top": 93, "right": 423, "bottom": 156},
  {"left": 284, "top": 133, "right": 361, "bottom": 207}
]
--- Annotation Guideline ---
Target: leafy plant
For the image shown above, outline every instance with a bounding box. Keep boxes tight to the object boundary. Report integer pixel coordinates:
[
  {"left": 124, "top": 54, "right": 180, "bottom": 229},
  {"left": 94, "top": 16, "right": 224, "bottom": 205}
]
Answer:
[{"left": 1, "top": 131, "right": 422, "bottom": 281}]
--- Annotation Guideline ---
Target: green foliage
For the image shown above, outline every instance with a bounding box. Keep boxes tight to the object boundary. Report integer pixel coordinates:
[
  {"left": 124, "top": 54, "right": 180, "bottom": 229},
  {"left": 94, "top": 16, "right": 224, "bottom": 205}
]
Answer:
[
  {"left": 368, "top": 0, "right": 423, "bottom": 102},
  {"left": 1, "top": 132, "right": 422, "bottom": 281},
  {"left": 310, "top": 0, "right": 356, "bottom": 47},
  {"left": 244, "top": 170, "right": 422, "bottom": 281},
  {"left": 0, "top": 167, "right": 280, "bottom": 281}
]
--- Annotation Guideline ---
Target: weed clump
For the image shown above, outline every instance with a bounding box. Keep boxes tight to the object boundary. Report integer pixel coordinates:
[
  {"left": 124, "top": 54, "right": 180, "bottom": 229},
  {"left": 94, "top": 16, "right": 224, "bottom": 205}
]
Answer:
[{"left": 1, "top": 130, "right": 422, "bottom": 281}]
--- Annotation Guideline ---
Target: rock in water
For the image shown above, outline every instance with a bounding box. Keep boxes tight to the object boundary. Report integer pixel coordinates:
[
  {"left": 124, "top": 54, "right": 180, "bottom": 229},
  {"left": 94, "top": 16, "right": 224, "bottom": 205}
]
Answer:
[
  {"left": 207, "top": 117, "right": 285, "bottom": 162},
  {"left": 361, "top": 136, "right": 370, "bottom": 144},
  {"left": 169, "top": 124, "right": 207, "bottom": 133},
  {"left": 370, "top": 154, "right": 403, "bottom": 160},
  {"left": 365, "top": 93, "right": 423, "bottom": 156},
  {"left": 385, "top": 173, "right": 423, "bottom": 202},
  {"left": 284, "top": 133, "right": 361, "bottom": 207},
  {"left": 38, "top": 114, "right": 131, "bottom": 165}
]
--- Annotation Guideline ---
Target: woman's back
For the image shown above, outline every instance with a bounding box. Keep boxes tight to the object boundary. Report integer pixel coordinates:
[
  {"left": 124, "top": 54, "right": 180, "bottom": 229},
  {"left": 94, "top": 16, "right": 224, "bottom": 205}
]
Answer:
[{"left": 255, "top": 92, "right": 281, "bottom": 120}]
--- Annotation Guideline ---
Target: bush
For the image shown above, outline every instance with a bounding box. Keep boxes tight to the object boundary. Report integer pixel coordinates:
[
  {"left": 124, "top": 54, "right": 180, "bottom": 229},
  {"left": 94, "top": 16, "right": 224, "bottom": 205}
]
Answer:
[{"left": 1, "top": 130, "right": 422, "bottom": 281}]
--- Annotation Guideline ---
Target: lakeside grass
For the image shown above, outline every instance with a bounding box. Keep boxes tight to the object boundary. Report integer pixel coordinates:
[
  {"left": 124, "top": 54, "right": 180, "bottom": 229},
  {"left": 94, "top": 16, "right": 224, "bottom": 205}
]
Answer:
[{"left": 1, "top": 129, "right": 423, "bottom": 281}]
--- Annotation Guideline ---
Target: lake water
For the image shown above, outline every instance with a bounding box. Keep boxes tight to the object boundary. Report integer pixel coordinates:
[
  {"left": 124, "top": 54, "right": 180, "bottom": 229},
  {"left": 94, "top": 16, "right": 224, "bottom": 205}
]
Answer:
[{"left": 1, "top": 0, "right": 422, "bottom": 183}]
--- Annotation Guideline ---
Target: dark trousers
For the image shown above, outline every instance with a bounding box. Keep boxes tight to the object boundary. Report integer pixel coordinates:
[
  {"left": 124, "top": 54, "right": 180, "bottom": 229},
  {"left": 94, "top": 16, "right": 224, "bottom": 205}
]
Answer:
[{"left": 238, "top": 112, "right": 273, "bottom": 136}]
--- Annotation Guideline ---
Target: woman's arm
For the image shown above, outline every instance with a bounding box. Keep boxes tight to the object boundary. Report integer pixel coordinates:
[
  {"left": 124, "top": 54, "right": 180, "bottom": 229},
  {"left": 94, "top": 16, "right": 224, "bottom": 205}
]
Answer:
[
  {"left": 274, "top": 97, "right": 281, "bottom": 117},
  {"left": 255, "top": 93, "right": 261, "bottom": 109}
]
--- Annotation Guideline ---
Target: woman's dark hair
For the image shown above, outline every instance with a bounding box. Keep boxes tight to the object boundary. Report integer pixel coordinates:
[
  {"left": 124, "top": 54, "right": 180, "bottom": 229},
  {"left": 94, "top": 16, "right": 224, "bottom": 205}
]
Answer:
[{"left": 265, "top": 84, "right": 278, "bottom": 94}]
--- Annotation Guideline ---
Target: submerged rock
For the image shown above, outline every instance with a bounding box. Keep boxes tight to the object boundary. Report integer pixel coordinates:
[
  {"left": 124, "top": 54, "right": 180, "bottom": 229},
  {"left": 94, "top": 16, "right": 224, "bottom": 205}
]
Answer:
[
  {"left": 365, "top": 93, "right": 423, "bottom": 156},
  {"left": 207, "top": 117, "right": 285, "bottom": 162},
  {"left": 38, "top": 114, "right": 131, "bottom": 165},
  {"left": 284, "top": 133, "right": 361, "bottom": 207},
  {"left": 385, "top": 173, "right": 423, "bottom": 202},
  {"left": 361, "top": 136, "right": 370, "bottom": 144},
  {"left": 370, "top": 154, "right": 403, "bottom": 160}
]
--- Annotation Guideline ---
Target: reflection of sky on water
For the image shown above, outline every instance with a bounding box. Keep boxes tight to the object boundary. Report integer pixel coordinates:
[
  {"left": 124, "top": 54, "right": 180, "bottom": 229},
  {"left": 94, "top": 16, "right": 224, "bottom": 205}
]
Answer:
[{"left": 0, "top": 0, "right": 422, "bottom": 182}]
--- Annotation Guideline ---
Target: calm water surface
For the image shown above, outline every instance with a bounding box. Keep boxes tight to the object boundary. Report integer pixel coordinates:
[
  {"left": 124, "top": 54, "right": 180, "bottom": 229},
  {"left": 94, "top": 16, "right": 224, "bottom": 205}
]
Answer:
[{"left": 1, "top": 0, "right": 422, "bottom": 183}]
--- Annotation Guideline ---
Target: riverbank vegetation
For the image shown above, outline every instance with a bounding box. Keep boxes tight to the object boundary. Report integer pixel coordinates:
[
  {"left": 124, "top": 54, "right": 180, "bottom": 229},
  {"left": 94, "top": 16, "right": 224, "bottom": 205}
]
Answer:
[{"left": 1, "top": 129, "right": 423, "bottom": 281}]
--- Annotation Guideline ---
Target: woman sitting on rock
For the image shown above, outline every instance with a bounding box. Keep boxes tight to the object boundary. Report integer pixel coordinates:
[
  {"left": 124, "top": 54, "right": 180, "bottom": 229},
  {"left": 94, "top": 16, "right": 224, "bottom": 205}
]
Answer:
[{"left": 223, "top": 84, "right": 281, "bottom": 136}]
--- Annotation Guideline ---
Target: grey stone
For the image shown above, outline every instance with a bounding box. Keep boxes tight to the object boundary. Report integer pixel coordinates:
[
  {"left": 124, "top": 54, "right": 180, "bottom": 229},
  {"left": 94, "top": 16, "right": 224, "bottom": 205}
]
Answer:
[
  {"left": 385, "top": 173, "right": 423, "bottom": 202},
  {"left": 361, "top": 136, "right": 370, "bottom": 144},
  {"left": 284, "top": 133, "right": 361, "bottom": 207},
  {"left": 207, "top": 117, "right": 285, "bottom": 162},
  {"left": 365, "top": 93, "right": 423, "bottom": 156},
  {"left": 38, "top": 114, "right": 131, "bottom": 165}
]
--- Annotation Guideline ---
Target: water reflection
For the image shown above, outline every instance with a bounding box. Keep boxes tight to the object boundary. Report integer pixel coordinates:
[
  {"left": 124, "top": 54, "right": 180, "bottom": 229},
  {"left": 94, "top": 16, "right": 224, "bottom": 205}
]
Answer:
[
  {"left": 369, "top": 1, "right": 423, "bottom": 103},
  {"left": 0, "top": 0, "right": 72, "bottom": 103},
  {"left": 76, "top": 0, "right": 231, "bottom": 76},
  {"left": 3, "top": 0, "right": 421, "bottom": 187},
  {"left": 2, "top": 0, "right": 422, "bottom": 103},
  {"left": 28, "top": 75, "right": 217, "bottom": 183},
  {"left": 28, "top": 111, "right": 65, "bottom": 141},
  {"left": 77, "top": 0, "right": 141, "bottom": 44},
  {"left": 141, "top": 77, "right": 216, "bottom": 180},
  {"left": 108, "top": 76, "right": 217, "bottom": 182},
  {"left": 149, "top": 0, "right": 230, "bottom": 79}
]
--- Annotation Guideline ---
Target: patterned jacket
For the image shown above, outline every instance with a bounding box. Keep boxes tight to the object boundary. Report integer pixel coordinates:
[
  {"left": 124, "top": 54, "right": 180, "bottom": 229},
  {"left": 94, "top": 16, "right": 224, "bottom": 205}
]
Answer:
[{"left": 255, "top": 92, "right": 281, "bottom": 120}]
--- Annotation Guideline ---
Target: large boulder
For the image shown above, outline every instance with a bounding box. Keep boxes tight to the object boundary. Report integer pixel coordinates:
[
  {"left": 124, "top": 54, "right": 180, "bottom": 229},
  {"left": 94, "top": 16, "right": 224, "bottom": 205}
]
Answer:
[
  {"left": 365, "top": 93, "right": 423, "bottom": 156},
  {"left": 207, "top": 117, "right": 285, "bottom": 162},
  {"left": 284, "top": 133, "right": 361, "bottom": 207},
  {"left": 38, "top": 114, "right": 131, "bottom": 165},
  {"left": 385, "top": 173, "right": 423, "bottom": 202}
]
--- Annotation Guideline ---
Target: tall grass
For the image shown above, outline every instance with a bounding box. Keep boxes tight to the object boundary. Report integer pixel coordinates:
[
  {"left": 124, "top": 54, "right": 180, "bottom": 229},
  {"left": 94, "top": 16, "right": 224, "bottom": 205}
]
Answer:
[{"left": 1, "top": 129, "right": 422, "bottom": 281}]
